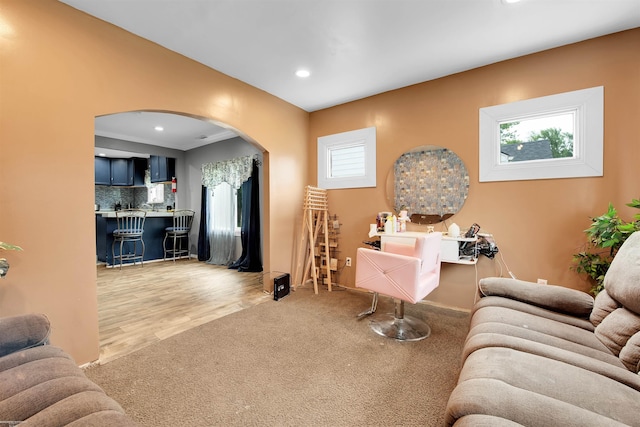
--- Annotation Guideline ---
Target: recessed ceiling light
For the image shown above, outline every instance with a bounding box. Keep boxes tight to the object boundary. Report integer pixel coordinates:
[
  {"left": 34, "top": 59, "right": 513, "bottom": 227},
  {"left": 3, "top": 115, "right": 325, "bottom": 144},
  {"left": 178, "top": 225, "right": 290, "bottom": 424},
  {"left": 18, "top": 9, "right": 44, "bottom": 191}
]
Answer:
[
  {"left": 502, "top": 0, "right": 521, "bottom": 3},
  {"left": 154, "top": 126, "right": 164, "bottom": 131},
  {"left": 98, "top": 153, "right": 107, "bottom": 157},
  {"left": 295, "top": 69, "right": 311, "bottom": 78}
]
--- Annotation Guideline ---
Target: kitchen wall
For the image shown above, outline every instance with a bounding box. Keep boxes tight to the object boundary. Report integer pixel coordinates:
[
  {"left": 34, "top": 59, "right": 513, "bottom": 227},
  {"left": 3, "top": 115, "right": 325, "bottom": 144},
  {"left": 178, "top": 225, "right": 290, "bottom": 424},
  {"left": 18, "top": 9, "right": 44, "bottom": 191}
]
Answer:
[
  {"left": 96, "top": 134, "right": 261, "bottom": 259},
  {"left": 94, "top": 135, "right": 181, "bottom": 211},
  {"left": 94, "top": 183, "right": 176, "bottom": 212},
  {"left": 308, "top": 28, "right": 640, "bottom": 310}
]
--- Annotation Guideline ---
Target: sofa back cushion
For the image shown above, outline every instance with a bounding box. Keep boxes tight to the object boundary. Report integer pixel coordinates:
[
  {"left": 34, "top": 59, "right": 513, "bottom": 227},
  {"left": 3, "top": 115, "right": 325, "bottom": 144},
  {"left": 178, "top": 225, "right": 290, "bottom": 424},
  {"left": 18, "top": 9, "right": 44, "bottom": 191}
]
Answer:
[
  {"left": 591, "top": 231, "right": 640, "bottom": 372},
  {"left": 594, "top": 307, "right": 640, "bottom": 371},
  {"left": 602, "top": 231, "right": 640, "bottom": 315}
]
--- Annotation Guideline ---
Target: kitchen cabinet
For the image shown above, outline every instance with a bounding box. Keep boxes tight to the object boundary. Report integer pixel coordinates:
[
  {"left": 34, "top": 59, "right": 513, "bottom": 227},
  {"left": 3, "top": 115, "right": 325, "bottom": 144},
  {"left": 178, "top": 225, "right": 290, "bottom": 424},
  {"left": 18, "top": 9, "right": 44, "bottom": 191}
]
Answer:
[
  {"left": 94, "top": 157, "right": 111, "bottom": 185},
  {"left": 150, "top": 155, "right": 176, "bottom": 183},
  {"left": 110, "top": 158, "right": 134, "bottom": 186},
  {"left": 95, "top": 157, "right": 147, "bottom": 186}
]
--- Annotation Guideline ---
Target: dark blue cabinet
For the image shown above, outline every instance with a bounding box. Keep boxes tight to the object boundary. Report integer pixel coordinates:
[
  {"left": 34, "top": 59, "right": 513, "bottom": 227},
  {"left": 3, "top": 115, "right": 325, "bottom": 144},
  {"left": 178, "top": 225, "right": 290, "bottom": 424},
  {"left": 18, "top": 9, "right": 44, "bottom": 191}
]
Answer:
[
  {"left": 110, "top": 158, "right": 134, "bottom": 186},
  {"left": 95, "top": 157, "right": 111, "bottom": 185},
  {"left": 95, "top": 156, "right": 148, "bottom": 186},
  {"left": 150, "top": 155, "right": 176, "bottom": 183}
]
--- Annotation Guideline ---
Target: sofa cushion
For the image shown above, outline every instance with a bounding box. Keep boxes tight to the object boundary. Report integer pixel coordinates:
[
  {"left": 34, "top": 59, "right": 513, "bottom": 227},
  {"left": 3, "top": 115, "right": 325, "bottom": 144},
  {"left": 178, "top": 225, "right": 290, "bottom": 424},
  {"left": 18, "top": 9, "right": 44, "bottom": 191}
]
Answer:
[
  {"left": 602, "top": 231, "right": 640, "bottom": 315},
  {"left": 478, "top": 278, "right": 594, "bottom": 317},
  {"left": 0, "top": 314, "right": 50, "bottom": 358},
  {"left": 0, "top": 345, "right": 71, "bottom": 373},
  {"left": 0, "top": 345, "right": 133, "bottom": 425},
  {"left": 463, "top": 332, "right": 640, "bottom": 390},
  {"left": 590, "top": 289, "right": 621, "bottom": 326},
  {"left": 0, "top": 315, "right": 135, "bottom": 426},
  {"left": 19, "top": 390, "right": 136, "bottom": 427},
  {"left": 619, "top": 331, "right": 640, "bottom": 373},
  {"left": 0, "top": 376, "right": 104, "bottom": 422},
  {"left": 0, "top": 352, "right": 88, "bottom": 401},
  {"left": 470, "top": 305, "right": 609, "bottom": 353},
  {"left": 445, "top": 347, "right": 640, "bottom": 426},
  {"left": 465, "top": 322, "right": 624, "bottom": 369},
  {"left": 594, "top": 307, "right": 640, "bottom": 373},
  {"left": 473, "top": 296, "right": 595, "bottom": 331}
]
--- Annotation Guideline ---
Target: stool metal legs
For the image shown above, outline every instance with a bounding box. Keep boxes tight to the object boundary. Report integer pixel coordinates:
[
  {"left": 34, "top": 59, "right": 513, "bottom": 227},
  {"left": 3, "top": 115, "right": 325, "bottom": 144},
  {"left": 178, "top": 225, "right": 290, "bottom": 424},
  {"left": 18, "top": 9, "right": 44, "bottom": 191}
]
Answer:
[
  {"left": 163, "top": 232, "right": 189, "bottom": 261},
  {"left": 112, "top": 236, "right": 145, "bottom": 269}
]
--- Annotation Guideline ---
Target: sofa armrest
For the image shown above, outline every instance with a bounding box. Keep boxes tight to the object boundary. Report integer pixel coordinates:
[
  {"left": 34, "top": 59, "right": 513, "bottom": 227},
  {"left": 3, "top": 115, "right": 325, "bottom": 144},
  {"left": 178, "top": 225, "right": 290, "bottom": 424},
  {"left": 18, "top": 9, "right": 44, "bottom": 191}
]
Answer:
[
  {"left": 0, "top": 314, "right": 51, "bottom": 357},
  {"left": 478, "top": 277, "right": 594, "bottom": 317}
]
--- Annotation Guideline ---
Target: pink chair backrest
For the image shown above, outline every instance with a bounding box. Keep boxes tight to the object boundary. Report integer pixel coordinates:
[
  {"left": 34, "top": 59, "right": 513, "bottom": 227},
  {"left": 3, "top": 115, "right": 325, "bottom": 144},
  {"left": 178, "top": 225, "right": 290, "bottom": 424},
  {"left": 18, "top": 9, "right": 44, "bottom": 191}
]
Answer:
[{"left": 414, "top": 233, "right": 443, "bottom": 276}]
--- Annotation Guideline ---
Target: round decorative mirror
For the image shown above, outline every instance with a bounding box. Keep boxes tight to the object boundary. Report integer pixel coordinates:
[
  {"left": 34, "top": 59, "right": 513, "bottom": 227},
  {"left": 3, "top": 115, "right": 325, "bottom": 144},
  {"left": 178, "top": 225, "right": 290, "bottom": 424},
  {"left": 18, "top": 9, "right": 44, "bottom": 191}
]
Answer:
[{"left": 385, "top": 145, "right": 469, "bottom": 224}]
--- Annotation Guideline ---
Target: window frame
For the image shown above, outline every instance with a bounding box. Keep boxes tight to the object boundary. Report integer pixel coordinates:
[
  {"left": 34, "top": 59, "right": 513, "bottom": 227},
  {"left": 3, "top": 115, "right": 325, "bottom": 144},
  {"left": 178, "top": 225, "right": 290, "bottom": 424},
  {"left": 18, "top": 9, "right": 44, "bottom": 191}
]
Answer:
[
  {"left": 317, "top": 126, "right": 376, "bottom": 190},
  {"left": 479, "top": 86, "right": 603, "bottom": 182}
]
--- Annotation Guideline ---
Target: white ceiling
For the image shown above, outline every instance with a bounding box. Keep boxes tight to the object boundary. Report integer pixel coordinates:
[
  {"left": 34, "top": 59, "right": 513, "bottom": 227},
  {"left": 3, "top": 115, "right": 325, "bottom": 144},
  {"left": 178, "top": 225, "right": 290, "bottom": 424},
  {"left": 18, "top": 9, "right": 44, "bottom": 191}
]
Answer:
[
  {"left": 61, "top": 0, "right": 640, "bottom": 152},
  {"left": 94, "top": 111, "right": 238, "bottom": 154}
]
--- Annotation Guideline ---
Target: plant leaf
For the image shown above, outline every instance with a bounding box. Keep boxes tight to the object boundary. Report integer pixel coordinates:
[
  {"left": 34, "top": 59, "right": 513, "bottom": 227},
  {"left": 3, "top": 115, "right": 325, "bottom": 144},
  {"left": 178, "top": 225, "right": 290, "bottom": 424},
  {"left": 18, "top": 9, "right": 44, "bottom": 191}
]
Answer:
[{"left": 0, "top": 242, "right": 23, "bottom": 251}]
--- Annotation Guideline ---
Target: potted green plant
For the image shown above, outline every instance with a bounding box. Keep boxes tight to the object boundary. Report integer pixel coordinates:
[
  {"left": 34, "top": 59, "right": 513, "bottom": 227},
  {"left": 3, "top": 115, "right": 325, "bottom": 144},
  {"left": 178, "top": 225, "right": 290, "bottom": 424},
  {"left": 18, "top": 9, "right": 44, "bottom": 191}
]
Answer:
[
  {"left": 572, "top": 199, "right": 640, "bottom": 295},
  {"left": 0, "top": 242, "right": 23, "bottom": 278}
]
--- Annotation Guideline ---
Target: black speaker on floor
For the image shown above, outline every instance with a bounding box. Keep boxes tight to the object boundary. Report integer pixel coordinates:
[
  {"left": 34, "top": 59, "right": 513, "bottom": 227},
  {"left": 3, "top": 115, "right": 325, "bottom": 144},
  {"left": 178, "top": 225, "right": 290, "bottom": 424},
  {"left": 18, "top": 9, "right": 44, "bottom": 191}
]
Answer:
[{"left": 273, "top": 273, "right": 290, "bottom": 301}]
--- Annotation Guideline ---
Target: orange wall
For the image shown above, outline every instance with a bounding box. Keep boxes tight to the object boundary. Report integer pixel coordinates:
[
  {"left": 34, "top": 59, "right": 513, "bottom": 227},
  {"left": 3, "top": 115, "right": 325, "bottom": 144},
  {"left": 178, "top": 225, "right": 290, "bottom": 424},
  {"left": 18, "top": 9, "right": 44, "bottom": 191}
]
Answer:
[
  {"left": 0, "top": 0, "right": 308, "bottom": 364},
  {"left": 309, "top": 29, "right": 640, "bottom": 310}
]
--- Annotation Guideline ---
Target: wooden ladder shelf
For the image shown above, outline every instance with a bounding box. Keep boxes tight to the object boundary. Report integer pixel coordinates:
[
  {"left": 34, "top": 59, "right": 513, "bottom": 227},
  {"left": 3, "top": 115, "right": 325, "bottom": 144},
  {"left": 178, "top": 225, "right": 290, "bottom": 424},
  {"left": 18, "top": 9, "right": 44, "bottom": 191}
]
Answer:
[{"left": 293, "top": 186, "right": 332, "bottom": 294}]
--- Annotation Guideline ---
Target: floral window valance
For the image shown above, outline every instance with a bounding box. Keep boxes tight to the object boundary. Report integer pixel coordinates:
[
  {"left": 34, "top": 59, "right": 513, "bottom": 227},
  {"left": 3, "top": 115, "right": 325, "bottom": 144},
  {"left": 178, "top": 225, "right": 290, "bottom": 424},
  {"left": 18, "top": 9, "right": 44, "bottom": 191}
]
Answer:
[{"left": 202, "top": 155, "right": 256, "bottom": 190}]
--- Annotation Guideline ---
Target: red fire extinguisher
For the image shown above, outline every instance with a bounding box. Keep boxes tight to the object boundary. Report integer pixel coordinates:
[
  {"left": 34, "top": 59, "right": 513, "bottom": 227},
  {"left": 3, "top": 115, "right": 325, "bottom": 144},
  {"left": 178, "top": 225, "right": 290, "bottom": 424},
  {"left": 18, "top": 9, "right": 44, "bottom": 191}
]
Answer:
[{"left": 171, "top": 176, "right": 177, "bottom": 193}]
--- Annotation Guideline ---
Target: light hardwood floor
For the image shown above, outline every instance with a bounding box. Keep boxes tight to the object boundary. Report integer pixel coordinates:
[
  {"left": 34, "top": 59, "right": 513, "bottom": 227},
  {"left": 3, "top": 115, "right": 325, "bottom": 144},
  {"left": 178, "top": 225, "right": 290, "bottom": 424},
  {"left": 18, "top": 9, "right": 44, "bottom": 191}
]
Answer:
[{"left": 96, "top": 259, "right": 271, "bottom": 364}]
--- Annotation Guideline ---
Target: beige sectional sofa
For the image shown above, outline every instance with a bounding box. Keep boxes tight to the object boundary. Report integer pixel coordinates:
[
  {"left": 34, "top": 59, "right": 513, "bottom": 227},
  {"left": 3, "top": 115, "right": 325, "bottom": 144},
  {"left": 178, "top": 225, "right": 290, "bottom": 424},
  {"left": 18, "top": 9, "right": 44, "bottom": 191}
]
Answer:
[
  {"left": 0, "top": 314, "right": 136, "bottom": 426},
  {"left": 445, "top": 231, "right": 640, "bottom": 426}
]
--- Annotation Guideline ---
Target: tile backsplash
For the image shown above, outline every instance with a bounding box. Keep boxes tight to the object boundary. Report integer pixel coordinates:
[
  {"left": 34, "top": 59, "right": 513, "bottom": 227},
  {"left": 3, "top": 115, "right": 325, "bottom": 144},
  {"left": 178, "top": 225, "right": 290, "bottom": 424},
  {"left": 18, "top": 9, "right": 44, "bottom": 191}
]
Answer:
[{"left": 95, "top": 183, "right": 175, "bottom": 211}]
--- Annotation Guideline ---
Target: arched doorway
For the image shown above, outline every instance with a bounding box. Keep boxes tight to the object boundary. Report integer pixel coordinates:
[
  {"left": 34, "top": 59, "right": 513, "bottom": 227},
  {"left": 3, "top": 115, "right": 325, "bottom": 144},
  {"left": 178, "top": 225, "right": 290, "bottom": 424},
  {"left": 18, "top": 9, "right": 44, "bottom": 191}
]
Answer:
[{"left": 93, "top": 110, "right": 269, "bottom": 362}]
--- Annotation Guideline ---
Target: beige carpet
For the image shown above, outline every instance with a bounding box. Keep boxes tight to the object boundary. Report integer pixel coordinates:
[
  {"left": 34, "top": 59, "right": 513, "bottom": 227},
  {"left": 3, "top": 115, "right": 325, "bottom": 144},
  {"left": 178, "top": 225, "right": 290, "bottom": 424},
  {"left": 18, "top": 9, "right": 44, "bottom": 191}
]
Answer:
[{"left": 85, "top": 286, "right": 470, "bottom": 426}]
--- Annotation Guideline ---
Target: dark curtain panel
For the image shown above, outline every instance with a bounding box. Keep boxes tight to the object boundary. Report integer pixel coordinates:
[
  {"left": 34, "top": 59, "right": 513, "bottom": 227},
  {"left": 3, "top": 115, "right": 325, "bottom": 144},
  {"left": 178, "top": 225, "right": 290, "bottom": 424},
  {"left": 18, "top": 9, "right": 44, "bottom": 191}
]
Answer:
[
  {"left": 197, "top": 185, "right": 211, "bottom": 261},
  {"left": 229, "top": 159, "right": 262, "bottom": 272}
]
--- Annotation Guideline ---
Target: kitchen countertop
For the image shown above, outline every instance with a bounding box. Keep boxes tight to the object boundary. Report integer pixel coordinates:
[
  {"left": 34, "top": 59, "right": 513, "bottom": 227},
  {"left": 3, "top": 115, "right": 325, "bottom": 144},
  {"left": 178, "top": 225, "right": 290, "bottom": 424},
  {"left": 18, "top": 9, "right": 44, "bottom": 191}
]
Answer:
[{"left": 95, "top": 210, "right": 174, "bottom": 218}]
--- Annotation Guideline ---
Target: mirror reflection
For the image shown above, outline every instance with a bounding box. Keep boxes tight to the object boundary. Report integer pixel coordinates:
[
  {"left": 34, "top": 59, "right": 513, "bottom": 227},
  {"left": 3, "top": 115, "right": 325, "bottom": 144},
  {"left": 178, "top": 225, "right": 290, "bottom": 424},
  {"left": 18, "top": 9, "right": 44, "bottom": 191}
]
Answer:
[{"left": 386, "top": 146, "right": 469, "bottom": 224}]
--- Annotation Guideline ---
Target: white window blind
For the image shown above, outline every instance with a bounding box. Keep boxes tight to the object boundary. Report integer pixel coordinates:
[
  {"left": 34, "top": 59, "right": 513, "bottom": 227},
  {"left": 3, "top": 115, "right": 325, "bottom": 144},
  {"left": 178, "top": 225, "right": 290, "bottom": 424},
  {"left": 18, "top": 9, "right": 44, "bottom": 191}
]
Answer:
[{"left": 329, "top": 143, "right": 365, "bottom": 178}]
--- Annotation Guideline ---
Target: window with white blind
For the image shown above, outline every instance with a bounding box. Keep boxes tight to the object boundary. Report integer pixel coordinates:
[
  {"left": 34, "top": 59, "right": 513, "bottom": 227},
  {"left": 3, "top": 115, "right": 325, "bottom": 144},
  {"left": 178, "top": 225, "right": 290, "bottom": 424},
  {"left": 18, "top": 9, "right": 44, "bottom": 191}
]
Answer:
[{"left": 317, "top": 127, "right": 376, "bottom": 189}]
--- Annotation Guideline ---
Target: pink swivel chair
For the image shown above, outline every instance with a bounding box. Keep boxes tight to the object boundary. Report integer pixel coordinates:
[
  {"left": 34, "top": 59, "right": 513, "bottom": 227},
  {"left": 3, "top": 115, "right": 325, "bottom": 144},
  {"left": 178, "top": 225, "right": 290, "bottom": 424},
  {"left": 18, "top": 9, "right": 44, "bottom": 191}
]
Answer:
[{"left": 355, "top": 232, "right": 442, "bottom": 341}]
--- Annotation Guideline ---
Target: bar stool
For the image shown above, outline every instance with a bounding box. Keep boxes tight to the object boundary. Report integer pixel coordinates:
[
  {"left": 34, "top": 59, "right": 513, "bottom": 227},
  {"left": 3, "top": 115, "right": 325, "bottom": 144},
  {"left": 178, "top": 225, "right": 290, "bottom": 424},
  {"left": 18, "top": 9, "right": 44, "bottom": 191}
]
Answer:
[
  {"left": 112, "top": 209, "right": 146, "bottom": 269},
  {"left": 163, "top": 210, "right": 195, "bottom": 261}
]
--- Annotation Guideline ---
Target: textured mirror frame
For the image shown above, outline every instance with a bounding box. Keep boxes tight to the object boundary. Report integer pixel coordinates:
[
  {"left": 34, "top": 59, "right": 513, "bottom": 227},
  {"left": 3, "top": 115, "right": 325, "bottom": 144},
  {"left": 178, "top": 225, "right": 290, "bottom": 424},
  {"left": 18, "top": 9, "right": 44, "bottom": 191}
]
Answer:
[
  {"left": 386, "top": 146, "right": 469, "bottom": 219},
  {"left": 479, "top": 86, "right": 603, "bottom": 182}
]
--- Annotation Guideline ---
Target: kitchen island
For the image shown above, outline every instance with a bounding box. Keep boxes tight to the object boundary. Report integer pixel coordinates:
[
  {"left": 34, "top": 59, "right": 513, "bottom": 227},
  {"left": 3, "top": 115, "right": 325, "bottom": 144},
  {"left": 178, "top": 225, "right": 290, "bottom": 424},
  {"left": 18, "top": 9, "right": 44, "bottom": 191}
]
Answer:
[{"left": 95, "top": 210, "right": 175, "bottom": 266}]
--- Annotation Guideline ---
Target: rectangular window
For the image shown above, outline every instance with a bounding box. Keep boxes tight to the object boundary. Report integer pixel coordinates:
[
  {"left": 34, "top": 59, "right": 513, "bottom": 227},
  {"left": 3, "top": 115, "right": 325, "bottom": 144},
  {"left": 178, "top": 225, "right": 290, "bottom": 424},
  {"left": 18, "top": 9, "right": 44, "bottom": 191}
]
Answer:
[
  {"left": 318, "top": 127, "right": 376, "bottom": 189},
  {"left": 479, "top": 86, "right": 603, "bottom": 182}
]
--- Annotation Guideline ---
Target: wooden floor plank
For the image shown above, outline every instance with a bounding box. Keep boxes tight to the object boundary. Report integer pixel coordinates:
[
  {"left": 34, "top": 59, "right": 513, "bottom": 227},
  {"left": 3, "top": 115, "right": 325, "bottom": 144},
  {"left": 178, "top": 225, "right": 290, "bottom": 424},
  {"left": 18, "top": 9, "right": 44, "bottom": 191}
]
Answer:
[{"left": 96, "top": 259, "right": 270, "bottom": 363}]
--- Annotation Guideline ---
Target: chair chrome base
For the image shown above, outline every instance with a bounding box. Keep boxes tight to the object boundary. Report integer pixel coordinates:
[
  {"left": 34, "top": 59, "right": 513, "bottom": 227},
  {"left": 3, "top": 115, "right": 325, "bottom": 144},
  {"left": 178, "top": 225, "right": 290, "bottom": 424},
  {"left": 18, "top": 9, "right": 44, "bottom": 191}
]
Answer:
[
  {"left": 369, "top": 314, "right": 431, "bottom": 341},
  {"left": 364, "top": 297, "right": 431, "bottom": 341}
]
